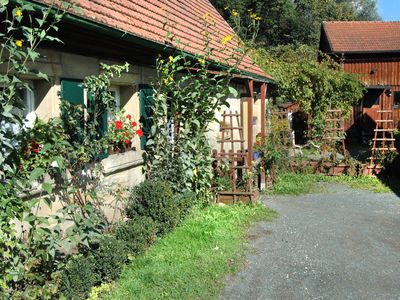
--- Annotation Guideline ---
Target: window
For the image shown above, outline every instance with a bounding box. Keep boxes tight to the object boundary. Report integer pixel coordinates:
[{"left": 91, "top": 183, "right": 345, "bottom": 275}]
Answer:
[
  {"left": 139, "top": 84, "right": 154, "bottom": 150},
  {"left": 109, "top": 86, "right": 121, "bottom": 109},
  {"left": 394, "top": 91, "right": 400, "bottom": 108},
  {"left": 108, "top": 86, "right": 121, "bottom": 122},
  {"left": 22, "top": 87, "right": 35, "bottom": 117}
]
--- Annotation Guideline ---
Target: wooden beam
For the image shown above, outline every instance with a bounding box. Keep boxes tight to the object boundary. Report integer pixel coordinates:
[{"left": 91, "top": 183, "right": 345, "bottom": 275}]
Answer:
[
  {"left": 247, "top": 79, "right": 254, "bottom": 166},
  {"left": 260, "top": 83, "right": 267, "bottom": 139},
  {"left": 260, "top": 82, "right": 267, "bottom": 190}
]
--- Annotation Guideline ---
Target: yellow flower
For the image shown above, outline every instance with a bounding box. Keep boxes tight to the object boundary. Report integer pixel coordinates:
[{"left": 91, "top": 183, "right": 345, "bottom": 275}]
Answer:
[
  {"left": 163, "top": 79, "right": 169, "bottom": 85},
  {"left": 248, "top": 172, "right": 253, "bottom": 176},
  {"left": 168, "top": 56, "right": 174, "bottom": 63},
  {"left": 202, "top": 12, "right": 210, "bottom": 20},
  {"left": 198, "top": 58, "right": 205, "bottom": 65},
  {"left": 224, "top": 6, "right": 229, "bottom": 10},
  {"left": 250, "top": 13, "right": 257, "bottom": 19},
  {"left": 255, "top": 16, "right": 262, "bottom": 21},
  {"left": 232, "top": 9, "right": 238, "bottom": 17},
  {"left": 15, "top": 40, "right": 22, "bottom": 47},
  {"left": 221, "top": 34, "right": 232, "bottom": 45},
  {"left": 15, "top": 8, "right": 22, "bottom": 17}
]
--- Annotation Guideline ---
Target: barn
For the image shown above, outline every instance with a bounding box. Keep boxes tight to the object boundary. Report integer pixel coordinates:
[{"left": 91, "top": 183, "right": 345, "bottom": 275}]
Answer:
[{"left": 320, "top": 21, "right": 400, "bottom": 142}]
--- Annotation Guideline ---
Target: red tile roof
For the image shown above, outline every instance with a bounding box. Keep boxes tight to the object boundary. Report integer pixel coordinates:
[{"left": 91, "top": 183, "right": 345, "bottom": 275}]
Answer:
[
  {"left": 39, "top": 0, "right": 271, "bottom": 80},
  {"left": 322, "top": 21, "right": 400, "bottom": 53}
]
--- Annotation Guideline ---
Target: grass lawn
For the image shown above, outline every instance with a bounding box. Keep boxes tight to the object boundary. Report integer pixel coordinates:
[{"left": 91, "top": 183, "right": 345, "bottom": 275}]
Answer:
[
  {"left": 105, "top": 204, "right": 277, "bottom": 300},
  {"left": 269, "top": 173, "right": 391, "bottom": 195}
]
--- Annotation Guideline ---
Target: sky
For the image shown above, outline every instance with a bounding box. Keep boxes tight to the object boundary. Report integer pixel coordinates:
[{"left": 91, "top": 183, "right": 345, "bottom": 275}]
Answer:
[{"left": 378, "top": 0, "right": 400, "bottom": 21}]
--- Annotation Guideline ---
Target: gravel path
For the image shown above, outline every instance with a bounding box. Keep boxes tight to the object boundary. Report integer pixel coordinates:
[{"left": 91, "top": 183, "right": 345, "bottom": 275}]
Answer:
[{"left": 222, "top": 183, "right": 400, "bottom": 300}]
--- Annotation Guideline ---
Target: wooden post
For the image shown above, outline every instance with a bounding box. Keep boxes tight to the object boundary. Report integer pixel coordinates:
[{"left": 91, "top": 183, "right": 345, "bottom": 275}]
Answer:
[
  {"left": 247, "top": 79, "right": 254, "bottom": 166},
  {"left": 261, "top": 83, "right": 267, "bottom": 139},
  {"left": 260, "top": 82, "right": 267, "bottom": 190}
]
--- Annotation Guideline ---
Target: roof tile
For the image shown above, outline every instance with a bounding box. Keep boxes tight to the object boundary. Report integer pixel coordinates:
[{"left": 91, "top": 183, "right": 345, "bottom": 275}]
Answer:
[
  {"left": 323, "top": 21, "right": 400, "bottom": 53},
  {"left": 38, "top": 0, "right": 270, "bottom": 79}
]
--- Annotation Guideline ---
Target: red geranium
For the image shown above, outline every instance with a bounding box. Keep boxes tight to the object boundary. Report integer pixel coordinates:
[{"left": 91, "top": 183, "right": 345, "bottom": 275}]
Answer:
[
  {"left": 126, "top": 114, "right": 132, "bottom": 120},
  {"left": 115, "top": 120, "right": 123, "bottom": 130},
  {"left": 136, "top": 128, "right": 144, "bottom": 137},
  {"left": 131, "top": 121, "right": 137, "bottom": 127},
  {"left": 31, "top": 140, "right": 40, "bottom": 153},
  {"left": 125, "top": 139, "right": 130, "bottom": 145}
]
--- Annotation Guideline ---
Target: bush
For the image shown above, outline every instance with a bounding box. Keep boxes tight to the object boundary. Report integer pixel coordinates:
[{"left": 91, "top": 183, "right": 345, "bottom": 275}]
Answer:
[
  {"left": 176, "top": 191, "right": 196, "bottom": 221},
  {"left": 114, "top": 216, "right": 157, "bottom": 255},
  {"left": 79, "top": 235, "right": 128, "bottom": 283},
  {"left": 125, "top": 180, "right": 180, "bottom": 235},
  {"left": 60, "top": 255, "right": 99, "bottom": 300}
]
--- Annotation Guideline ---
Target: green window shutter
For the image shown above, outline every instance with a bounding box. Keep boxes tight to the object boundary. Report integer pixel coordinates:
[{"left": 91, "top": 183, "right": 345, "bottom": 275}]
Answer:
[
  {"left": 60, "top": 79, "right": 84, "bottom": 142},
  {"left": 139, "top": 84, "right": 154, "bottom": 150},
  {"left": 61, "top": 79, "right": 108, "bottom": 158},
  {"left": 61, "top": 79, "right": 84, "bottom": 106}
]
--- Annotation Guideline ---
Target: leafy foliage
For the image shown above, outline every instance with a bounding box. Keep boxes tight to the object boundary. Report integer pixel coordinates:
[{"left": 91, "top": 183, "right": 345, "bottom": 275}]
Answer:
[
  {"left": 83, "top": 236, "right": 128, "bottom": 283},
  {"left": 0, "top": 1, "right": 134, "bottom": 296},
  {"left": 146, "top": 13, "right": 260, "bottom": 202},
  {"left": 211, "top": 0, "right": 380, "bottom": 48},
  {"left": 114, "top": 216, "right": 158, "bottom": 255},
  {"left": 255, "top": 45, "right": 365, "bottom": 138},
  {"left": 60, "top": 255, "right": 99, "bottom": 300},
  {"left": 125, "top": 180, "right": 180, "bottom": 236}
]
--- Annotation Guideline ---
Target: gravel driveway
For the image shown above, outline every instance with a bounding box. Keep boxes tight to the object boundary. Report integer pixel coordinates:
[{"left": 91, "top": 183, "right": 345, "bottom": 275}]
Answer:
[{"left": 222, "top": 183, "right": 400, "bottom": 300}]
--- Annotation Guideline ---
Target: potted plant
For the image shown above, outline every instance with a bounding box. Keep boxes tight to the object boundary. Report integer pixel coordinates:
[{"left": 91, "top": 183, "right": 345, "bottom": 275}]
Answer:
[
  {"left": 106, "top": 111, "right": 143, "bottom": 154},
  {"left": 253, "top": 134, "right": 263, "bottom": 160}
]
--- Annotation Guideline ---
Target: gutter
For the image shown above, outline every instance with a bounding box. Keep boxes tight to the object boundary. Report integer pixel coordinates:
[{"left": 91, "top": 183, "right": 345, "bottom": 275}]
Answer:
[{"left": 24, "top": 0, "right": 274, "bottom": 83}]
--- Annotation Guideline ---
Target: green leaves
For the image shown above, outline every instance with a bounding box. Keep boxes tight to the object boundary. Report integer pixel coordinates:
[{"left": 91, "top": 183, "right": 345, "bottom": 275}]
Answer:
[
  {"left": 228, "top": 86, "right": 238, "bottom": 97},
  {"left": 255, "top": 45, "right": 365, "bottom": 137},
  {"left": 30, "top": 167, "right": 45, "bottom": 181}
]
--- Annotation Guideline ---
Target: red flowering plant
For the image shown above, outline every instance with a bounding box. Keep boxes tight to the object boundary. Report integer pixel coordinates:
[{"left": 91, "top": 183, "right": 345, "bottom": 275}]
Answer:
[
  {"left": 106, "top": 110, "right": 143, "bottom": 152},
  {"left": 253, "top": 133, "right": 264, "bottom": 152}
]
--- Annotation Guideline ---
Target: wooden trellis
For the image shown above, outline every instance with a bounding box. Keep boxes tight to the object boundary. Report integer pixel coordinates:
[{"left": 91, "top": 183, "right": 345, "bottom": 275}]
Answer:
[
  {"left": 322, "top": 109, "right": 347, "bottom": 162},
  {"left": 213, "top": 111, "right": 258, "bottom": 204},
  {"left": 369, "top": 109, "right": 396, "bottom": 171}
]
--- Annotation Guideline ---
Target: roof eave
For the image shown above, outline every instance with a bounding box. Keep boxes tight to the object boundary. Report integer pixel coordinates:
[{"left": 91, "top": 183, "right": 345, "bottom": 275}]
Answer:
[
  {"left": 27, "top": 0, "right": 272, "bottom": 82},
  {"left": 330, "top": 50, "right": 400, "bottom": 55}
]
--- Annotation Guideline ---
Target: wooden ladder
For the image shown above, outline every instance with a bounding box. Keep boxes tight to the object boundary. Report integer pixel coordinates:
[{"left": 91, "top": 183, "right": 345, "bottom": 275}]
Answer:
[
  {"left": 322, "top": 109, "right": 347, "bottom": 162},
  {"left": 369, "top": 109, "right": 396, "bottom": 169},
  {"left": 214, "top": 111, "right": 254, "bottom": 203}
]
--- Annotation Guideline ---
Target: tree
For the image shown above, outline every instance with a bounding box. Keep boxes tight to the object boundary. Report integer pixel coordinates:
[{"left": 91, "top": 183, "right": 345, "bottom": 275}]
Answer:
[
  {"left": 254, "top": 45, "right": 365, "bottom": 137},
  {"left": 210, "top": 0, "right": 380, "bottom": 48},
  {"left": 352, "top": 0, "right": 381, "bottom": 20}
]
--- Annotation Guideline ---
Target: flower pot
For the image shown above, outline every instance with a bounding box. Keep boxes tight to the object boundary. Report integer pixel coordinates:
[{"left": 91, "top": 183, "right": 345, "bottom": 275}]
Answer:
[{"left": 109, "top": 142, "right": 133, "bottom": 155}]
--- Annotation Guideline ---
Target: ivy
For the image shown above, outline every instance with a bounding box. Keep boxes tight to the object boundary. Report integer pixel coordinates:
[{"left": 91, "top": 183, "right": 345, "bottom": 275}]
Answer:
[{"left": 255, "top": 44, "right": 365, "bottom": 138}]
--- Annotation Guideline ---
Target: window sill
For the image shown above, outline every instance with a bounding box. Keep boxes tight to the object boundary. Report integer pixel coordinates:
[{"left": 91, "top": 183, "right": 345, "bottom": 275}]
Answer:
[{"left": 101, "top": 150, "right": 144, "bottom": 175}]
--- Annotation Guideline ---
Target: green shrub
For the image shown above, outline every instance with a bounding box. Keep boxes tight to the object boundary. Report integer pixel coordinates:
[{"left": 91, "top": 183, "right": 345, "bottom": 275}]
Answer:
[
  {"left": 89, "top": 235, "right": 128, "bottom": 282},
  {"left": 60, "top": 255, "right": 99, "bottom": 300},
  {"left": 114, "top": 216, "right": 157, "bottom": 255},
  {"left": 176, "top": 190, "right": 196, "bottom": 221},
  {"left": 125, "top": 180, "right": 180, "bottom": 235}
]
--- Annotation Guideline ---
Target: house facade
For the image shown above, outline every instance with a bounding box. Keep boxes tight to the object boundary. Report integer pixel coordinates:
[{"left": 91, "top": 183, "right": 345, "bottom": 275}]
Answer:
[
  {"left": 320, "top": 21, "right": 400, "bottom": 140},
  {"left": 16, "top": 0, "right": 272, "bottom": 187}
]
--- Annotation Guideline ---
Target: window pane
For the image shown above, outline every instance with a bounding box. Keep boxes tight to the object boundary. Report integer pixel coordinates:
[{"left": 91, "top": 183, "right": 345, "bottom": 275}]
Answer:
[{"left": 394, "top": 92, "right": 400, "bottom": 108}]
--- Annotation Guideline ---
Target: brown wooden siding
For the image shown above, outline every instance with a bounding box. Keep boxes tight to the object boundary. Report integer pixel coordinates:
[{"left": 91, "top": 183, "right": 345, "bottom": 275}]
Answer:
[{"left": 340, "top": 57, "right": 400, "bottom": 133}]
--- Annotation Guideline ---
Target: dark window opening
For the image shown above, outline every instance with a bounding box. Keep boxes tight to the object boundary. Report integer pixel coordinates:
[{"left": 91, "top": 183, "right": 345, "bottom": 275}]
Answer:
[{"left": 394, "top": 91, "right": 400, "bottom": 108}]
